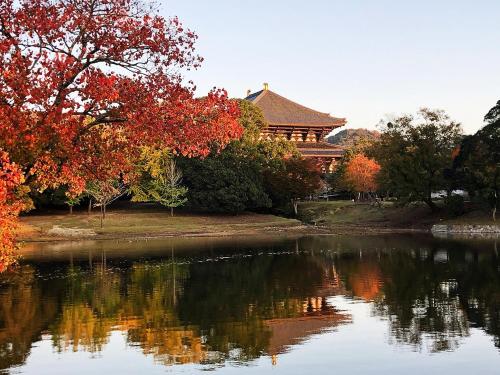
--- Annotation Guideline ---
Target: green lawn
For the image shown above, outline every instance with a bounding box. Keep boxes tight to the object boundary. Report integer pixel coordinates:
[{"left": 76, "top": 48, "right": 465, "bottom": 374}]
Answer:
[
  {"left": 18, "top": 208, "right": 301, "bottom": 241},
  {"left": 298, "top": 201, "right": 390, "bottom": 225},
  {"left": 298, "top": 200, "right": 498, "bottom": 229},
  {"left": 298, "top": 200, "right": 437, "bottom": 229}
]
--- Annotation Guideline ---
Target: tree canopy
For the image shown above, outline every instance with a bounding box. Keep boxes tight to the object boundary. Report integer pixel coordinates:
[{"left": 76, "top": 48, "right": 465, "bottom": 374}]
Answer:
[
  {"left": 453, "top": 101, "right": 500, "bottom": 220},
  {"left": 0, "top": 0, "right": 242, "bottom": 267},
  {"left": 344, "top": 154, "right": 380, "bottom": 196},
  {"left": 264, "top": 158, "right": 323, "bottom": 215},
  {"left": 178, "top": 149, "right": 271, "bottom": 214},
  {"left": 370, "top": 109, "right": 462, "bottom": 211}
]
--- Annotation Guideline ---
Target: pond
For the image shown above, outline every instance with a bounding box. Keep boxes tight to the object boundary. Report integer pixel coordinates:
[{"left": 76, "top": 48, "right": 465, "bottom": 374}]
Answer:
[{"left": 1, "top": 234, "right": 499, "bottom": 374}]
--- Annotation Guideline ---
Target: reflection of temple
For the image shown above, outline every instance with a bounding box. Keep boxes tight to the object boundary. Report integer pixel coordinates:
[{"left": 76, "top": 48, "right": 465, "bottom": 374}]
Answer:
[
  {"left": 4, "top": 237, "right": 499, "bottom": 372},
  {"left": 245, "top": 83, "right": 346, "bottom": 172},
  {"left": 265, "top": 296, "right": 350, "bottom": 360},
  {"left": 263, "top": 265, "right": 350, "bottom": 364}
]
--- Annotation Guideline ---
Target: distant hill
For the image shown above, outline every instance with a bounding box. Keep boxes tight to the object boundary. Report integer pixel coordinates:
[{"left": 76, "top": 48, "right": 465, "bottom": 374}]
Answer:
[{"left": 327, "top": 128, "right": 380, "bottom": 147}]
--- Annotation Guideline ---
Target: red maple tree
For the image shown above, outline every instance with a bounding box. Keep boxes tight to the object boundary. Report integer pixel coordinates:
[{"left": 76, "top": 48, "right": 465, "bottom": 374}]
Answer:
[{"left": 0, "top": 0, "right": 242, "bottom": 268}]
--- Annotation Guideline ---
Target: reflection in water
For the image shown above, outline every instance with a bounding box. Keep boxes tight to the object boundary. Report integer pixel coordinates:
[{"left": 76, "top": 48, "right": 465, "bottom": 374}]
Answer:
[{"left": 0, "top": 235, "right": 499, "bottom": 373}]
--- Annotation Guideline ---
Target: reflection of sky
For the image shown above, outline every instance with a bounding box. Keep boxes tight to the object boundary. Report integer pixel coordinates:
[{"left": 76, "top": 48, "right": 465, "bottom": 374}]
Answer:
[{"left": 16, "top": 296, "right": 499, "bottom": 375}]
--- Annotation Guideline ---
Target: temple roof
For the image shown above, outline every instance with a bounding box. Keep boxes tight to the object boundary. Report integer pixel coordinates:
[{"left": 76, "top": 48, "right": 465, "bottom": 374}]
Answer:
[{"left": 245, "top": 88, "right": 346, "bottom": 128}]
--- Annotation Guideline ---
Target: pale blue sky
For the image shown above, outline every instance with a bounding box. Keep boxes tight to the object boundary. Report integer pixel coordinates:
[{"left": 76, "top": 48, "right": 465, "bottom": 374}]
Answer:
[{"left": 161, "top": 0, "right": 500, "bottom": 134}]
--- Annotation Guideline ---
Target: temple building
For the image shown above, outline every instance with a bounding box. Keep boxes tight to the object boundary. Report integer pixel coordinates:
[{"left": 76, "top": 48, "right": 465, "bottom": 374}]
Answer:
[{"left": 245, "top": 83, "right": 346, "bottom": 172}]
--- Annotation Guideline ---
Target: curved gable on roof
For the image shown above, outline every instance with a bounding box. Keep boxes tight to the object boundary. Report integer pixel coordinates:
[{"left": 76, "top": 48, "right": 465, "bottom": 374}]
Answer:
[{"left": 245, "top": 89, "right": 346, "bottom": 128}]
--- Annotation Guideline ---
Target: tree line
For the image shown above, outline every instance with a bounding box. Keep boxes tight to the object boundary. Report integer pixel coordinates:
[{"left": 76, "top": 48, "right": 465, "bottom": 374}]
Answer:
[
  {"left": 34, "top": 100, "right": 324, "bottom": 217},
  {"left": 329, "top": 104, "right": 499, "bottom": 220}
]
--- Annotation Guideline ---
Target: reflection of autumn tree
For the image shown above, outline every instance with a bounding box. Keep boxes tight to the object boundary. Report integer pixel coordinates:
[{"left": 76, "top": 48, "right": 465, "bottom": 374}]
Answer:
[
  {"left": 48, "top": 260, "right": 198, "bottom": 365},
  {"left": 0, "top": 251, "right": 356, "bottom": 370},
  {"left": 1, "top": 238, "right": 499, "bottom": 372},
  {"left": 0, "top": 267, "right": 58, "bottom": 371},
  {"left": 122, "top": 262, "right": 203, "bottom": 365},
  {"left": 49, "top": 265, "right": 122, "bottom": 353},
  {"left": 332, "top": 254, "right": 383, "bottom": 302}
]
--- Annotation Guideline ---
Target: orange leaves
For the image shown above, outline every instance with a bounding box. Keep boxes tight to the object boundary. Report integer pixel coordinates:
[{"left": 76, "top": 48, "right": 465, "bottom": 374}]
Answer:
[
  {"left": 0, "top": 0, "right": 242, "bottom": 268},
  {"left": 0, "top": 150, "right": 25, "bottom": 271},
  {"left": 0, "top": 0, "right": 242, "bottom": 187},
  {"left": 344, "top": 154, "right": 381, "bottom": 193}
]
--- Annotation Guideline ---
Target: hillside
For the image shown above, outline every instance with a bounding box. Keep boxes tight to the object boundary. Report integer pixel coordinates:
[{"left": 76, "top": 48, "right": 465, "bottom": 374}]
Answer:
[{"left": 327, "top": 128, "right": 380, "bottom": 147}]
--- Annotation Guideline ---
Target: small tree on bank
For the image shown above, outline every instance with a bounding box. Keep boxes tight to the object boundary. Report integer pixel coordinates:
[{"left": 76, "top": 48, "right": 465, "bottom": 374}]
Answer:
[
  {"left": 131, "top": 149, "right": 188, "bottom": 216},
  {"left": 344, "top": 154, "right": 381, "bottom": 201},
  {"left": 327, "top": 132, "right": 379, "bottom": 193},
  {"left": 86, "top": 180, "right": 127, "bottom": 227},
  {"left": 65, "top": 194, "right": 83, "bottom": 215}
]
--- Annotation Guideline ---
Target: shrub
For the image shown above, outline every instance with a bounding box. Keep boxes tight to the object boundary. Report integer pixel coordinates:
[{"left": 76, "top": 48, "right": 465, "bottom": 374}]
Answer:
[{"left": 444, "top": 195, "right": 465, "bottom": 216}]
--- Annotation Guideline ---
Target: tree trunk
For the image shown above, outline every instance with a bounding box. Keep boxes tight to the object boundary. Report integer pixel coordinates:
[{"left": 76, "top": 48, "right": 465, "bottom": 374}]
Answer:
[
  {"left": 170, "top": 206, "right": 174, "bottom": 217},
  {"left": 100, "top": 205, "right": 103, "bottom": 228},
  {"left": 493, "top": 191, "right": 497, "bottom": 222},
  {"left": 291, "top": 199, "right": 298, "bottom": 216},
  {"left": 69, "top": 205, "right": 73, "bottom": 215},
  {"left": 103, "top": 203, "right": 106, "bottom": 219},
  {"left": 88, "top": 199, "right": 92, "bottom": 215},
  {"left": 424, "top": 197, "right": 439, "bottom": 212}
]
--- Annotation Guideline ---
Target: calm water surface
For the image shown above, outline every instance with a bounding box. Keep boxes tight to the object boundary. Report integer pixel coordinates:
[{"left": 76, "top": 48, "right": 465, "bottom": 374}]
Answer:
[{"left": 1, "top": 234, "right": 499, "bottom": 374}]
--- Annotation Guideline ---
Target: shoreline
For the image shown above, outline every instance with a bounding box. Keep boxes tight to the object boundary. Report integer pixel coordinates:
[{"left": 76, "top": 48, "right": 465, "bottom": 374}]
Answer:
[
  {"left": 18, "top": 223, "right": 432, "bottom": 245},
  {"left": 16, "top": 207, "right": 498, "bottom": 245}
]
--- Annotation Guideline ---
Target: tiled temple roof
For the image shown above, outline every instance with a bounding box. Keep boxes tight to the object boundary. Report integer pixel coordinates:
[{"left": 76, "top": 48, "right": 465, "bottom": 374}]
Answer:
[{"left": 245, "top": 88, "right": 346, "bottom": 128}]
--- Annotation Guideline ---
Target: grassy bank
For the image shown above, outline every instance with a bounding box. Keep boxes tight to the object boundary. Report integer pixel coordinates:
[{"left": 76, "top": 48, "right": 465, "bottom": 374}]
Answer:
[
  {"left": 18, "top": 206, "right": 305, "bottom": 242},
  {"left": 18, "top": 201, "right": 497, "bottom": 243},
  {"left": 297, "top": 200, "right": 497, "bottom": 232}
]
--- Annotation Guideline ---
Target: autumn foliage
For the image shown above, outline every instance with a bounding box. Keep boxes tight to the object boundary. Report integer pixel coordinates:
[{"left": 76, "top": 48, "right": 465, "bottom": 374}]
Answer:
[
  {"left": 0, "top": 0, "right": 242, "bottom": 267},
  {"left": 0, "top": 151, "right": 25, "bottom": 271},
  {"left": 344, "top": 154, "right": 380, "bottom": 194}
]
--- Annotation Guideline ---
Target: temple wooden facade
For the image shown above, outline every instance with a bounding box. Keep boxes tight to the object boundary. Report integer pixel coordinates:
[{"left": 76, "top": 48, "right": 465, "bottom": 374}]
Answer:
[{"left": 245, "top": 83, "right": 346, "bottom": 172}]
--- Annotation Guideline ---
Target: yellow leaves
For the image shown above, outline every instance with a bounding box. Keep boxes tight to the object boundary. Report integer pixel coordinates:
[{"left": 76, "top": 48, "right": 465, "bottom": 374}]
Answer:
[{"left": 138, "top": 146, "right": 171, "bottom": 179}]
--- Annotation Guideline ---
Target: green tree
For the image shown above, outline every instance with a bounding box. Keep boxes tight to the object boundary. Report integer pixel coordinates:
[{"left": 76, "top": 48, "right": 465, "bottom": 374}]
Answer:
[
  {"left": 453, "top": 101, "right": 500, "bottom": 220},
  {"left": 177, "top": 100, "right": 297, "bottom": 214},
  {"left": 65, "top": 194, "right": 82, "bottom": 215},
  {"left": 370, "top": 109, "right": 462, "bottom": 211},
  {"left": 131, "top": 148, "right": 188, "bottom": 216},
  {"left": 327, "top": 128, "right": 380, "bottom": 148},
  {"left": 178, "top": 148, "right": 271, "bottom": 213}
]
